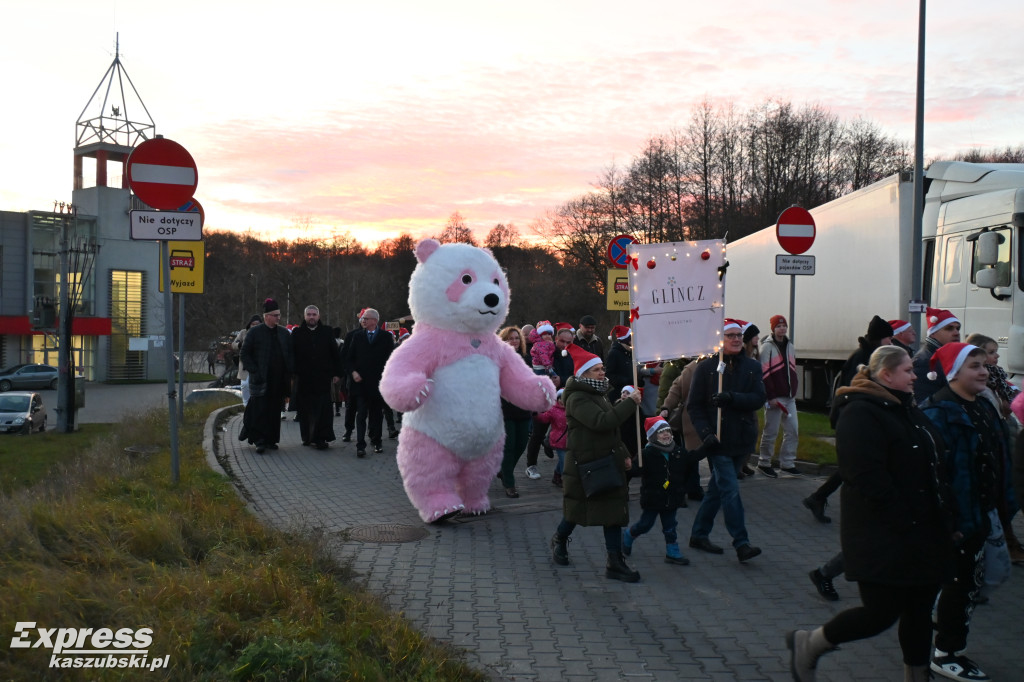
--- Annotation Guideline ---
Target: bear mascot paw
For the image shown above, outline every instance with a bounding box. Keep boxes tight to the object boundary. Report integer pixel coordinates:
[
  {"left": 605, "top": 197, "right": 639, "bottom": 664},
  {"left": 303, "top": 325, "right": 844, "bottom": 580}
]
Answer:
[{"left": 380, "top": 239, "right": 555, "bottom": 523}]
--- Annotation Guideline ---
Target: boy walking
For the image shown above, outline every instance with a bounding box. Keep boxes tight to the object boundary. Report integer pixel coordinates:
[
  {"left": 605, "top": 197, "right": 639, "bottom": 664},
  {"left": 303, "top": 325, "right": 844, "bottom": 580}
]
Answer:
[{"left": 622, "top": 417, "right": 691, "bottom": 565}]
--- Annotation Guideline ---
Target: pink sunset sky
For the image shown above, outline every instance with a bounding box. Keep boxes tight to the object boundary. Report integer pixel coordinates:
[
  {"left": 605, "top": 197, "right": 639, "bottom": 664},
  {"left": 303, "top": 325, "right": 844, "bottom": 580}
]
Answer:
[{"left": 2, "top": 0, "right": 1022, "bottom": 246}]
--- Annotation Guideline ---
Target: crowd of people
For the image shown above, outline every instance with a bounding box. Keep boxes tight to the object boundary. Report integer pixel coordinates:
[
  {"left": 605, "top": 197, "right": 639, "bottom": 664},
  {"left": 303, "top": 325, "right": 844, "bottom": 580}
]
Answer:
[{"left": 228, "top": 299, "right": 1022, "bottom": 681}]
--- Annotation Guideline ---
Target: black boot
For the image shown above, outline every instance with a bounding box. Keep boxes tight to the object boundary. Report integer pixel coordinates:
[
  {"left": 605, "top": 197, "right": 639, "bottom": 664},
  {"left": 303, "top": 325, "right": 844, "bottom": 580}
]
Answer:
[
  {"left": 605, "top": 552, "right": 640, "bottom": 582},
  {"left": 803, "top": 495, "right": 832, "bottom": 523},
  {"left": 551, "top": 533, "right": 570, "bottom": 565}
]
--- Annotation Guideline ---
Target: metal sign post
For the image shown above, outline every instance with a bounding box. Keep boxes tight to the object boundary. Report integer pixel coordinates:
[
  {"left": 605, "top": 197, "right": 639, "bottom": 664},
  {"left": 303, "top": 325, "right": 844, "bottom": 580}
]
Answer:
[
  {"left": 161, "top": 241, "right": 181, "bottom": 484},
  {"left": 127, "top": 136, "right": 200, "bottom": 485}
]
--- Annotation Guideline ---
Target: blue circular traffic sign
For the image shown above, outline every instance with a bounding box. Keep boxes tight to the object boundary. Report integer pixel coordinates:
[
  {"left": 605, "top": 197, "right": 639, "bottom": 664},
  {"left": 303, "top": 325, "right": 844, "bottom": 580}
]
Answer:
[{"left": 607, "top": 234, "right": 637, "bottom": 268}]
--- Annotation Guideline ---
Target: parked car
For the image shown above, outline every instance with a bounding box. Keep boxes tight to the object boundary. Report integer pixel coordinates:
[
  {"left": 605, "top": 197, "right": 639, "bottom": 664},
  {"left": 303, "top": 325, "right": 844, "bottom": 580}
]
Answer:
[
  {"left": 0, "top": 364, "right": 59, "bottom": 392},
  {"left": 0, "top": 391, "right": 47, "bottom": 434}
]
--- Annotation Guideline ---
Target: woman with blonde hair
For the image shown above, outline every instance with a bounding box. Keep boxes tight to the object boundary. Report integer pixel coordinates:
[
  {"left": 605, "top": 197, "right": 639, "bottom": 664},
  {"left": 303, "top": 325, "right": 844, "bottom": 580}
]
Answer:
[
  {"left": 497, "top": 326, "right": 533, "bottom": 497},
  {"left": 788, "top": 345, "right": 953, "bottom": 682}
]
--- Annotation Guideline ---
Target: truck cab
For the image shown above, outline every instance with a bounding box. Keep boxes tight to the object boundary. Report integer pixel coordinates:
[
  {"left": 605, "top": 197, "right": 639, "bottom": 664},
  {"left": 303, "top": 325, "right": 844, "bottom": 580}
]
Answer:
[{"left": 923, "top": 162, "right": 1024, "bottom": 377}]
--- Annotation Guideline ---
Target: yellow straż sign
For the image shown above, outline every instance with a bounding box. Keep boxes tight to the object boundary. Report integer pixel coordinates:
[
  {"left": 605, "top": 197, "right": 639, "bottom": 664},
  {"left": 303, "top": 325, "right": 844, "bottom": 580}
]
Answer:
[{"left": 158, "top": 240, "right": 205, "bottom": 294}]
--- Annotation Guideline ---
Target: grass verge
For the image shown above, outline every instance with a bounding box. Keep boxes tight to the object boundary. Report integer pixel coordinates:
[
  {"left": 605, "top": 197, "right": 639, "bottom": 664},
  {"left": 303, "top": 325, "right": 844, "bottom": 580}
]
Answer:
[
  {"left": 0, "top": 400, "right": 487, "bottom": 681},
  {"left": 757, "top": 409, "right": 836, "bottom": 465},
  {"left": 0, "top": 424, "right": 114, "bottom": 493}
]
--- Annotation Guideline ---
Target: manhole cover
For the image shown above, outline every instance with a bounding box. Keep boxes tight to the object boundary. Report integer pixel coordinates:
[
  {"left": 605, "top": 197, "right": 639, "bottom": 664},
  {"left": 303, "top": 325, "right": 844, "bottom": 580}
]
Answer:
[{"left": 347, "top": 524, "right": 429, "bottom": 543}]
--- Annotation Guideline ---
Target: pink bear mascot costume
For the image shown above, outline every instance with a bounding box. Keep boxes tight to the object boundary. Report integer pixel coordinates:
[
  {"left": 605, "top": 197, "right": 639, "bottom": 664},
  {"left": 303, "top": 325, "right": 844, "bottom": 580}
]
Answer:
[{"left": 380, "top": 239, "right": 556, "bottom": 523}]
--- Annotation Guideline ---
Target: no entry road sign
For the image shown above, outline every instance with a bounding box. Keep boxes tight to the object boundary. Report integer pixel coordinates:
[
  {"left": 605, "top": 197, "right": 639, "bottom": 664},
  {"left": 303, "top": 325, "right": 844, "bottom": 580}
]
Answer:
[
  {"left": 776, "top": 206, "right": 816, "bottom": 255},
  {"left": 126, "top": 138, "right": 198, "bottom": 210},
  {"left": 607, "top": 234, "right": 637, "bottom": 269}
]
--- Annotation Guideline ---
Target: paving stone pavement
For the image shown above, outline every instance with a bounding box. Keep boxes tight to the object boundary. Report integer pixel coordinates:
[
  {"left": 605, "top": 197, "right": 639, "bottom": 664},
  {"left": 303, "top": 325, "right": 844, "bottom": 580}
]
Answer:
[{"left": 210, "top": 410, "right": 1024, "bottom": 681}]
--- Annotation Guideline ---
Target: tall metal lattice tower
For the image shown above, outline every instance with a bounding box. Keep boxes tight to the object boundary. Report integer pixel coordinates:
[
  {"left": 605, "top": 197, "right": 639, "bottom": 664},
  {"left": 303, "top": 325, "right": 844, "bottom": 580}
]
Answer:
[{"left": 73, "top": 34, "right": 156, "bottom": 190}]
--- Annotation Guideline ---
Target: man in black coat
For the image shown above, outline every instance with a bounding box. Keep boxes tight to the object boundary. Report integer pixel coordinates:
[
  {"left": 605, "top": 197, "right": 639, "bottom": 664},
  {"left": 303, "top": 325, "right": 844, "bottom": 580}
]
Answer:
[
  {"left": 239, "top": 298, "right": 295, "bottom": 453},
  {"left": 291, "top": 305, "right": 343, "bottom": 449},
  {"left": 687, "top": 318, "right": 766, "bottom": 563},
  {"left": 343, "top": 308, "right": 394, "bottom": 457}
]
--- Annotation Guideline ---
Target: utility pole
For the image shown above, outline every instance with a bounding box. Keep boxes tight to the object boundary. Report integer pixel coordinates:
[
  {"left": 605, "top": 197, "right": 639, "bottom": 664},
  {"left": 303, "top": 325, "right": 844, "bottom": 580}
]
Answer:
[{"left": 55, "top": 202, "right": 99, "bottom": 432}]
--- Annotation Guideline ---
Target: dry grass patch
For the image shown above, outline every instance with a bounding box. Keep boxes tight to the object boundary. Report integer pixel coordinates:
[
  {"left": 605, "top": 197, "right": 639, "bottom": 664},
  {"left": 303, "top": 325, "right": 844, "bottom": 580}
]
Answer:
[{"left": 0, "top": 402, "right": 487, "bottom": 681}]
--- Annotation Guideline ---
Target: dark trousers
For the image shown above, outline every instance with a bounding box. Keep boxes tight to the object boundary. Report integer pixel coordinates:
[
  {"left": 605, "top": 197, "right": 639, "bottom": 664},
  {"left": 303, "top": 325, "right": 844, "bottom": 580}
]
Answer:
[
  {"left": 823, "top": 581, "right": 941, "bottom": 666},
  {"left": 525, "top": 417, "right": 553, "bottom": 467},
  {"left": 629, "top": 509, "right": 679, "bottom": 545},
  {"left": 557, "top": 519, "right": 622, "bottom": 554},
  {"left": 355, "top": 391, "right": 384, "bottom": 449},
  {"left": 344, "top": 393, "right": 359, "bottom": 436},
  {"left": 812, "top": 470, "right": 843, "bottom": 500},
  {"left": 934, "top": 534, "right": 986, "bottom": 654}
]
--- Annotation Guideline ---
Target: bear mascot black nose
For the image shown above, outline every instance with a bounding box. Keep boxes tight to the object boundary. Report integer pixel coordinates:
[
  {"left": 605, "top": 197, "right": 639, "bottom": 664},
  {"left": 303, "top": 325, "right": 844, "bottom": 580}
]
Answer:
[{"left": 484, "top": 293, "right": 499, "bottom": 308}]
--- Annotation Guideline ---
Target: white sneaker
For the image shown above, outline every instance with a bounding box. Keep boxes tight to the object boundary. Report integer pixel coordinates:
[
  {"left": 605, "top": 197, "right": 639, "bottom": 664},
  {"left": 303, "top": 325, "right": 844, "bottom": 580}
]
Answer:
[{"left": 526, "top": 465, "right": 541, "bottom": 480}]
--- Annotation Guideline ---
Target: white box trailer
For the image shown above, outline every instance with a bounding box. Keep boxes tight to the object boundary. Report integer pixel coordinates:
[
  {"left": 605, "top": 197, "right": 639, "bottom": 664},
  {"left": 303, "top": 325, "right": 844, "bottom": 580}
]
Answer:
[{"left": 724, "top": 162, "right": 1024, "bottom": 405}]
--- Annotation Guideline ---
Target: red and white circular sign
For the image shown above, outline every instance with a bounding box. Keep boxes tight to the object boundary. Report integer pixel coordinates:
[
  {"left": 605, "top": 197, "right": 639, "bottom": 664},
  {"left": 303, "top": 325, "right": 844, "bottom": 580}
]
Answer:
[
  {"left": 775, "top": 206, "right": 816, "bottom": 255},
  {"left": 126, "top": 138, "right": 198, "bottom": 210}
]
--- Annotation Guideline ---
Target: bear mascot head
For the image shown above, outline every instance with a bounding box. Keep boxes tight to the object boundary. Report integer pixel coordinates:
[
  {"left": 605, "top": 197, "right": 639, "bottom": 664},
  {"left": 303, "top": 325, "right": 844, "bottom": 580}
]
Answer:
[{"left": 380, "top": 239, "right": 555, "bottom": 523}]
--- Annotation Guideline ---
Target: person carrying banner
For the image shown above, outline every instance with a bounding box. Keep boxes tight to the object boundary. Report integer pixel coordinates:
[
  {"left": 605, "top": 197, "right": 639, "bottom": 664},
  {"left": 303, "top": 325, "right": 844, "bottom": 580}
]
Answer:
[{"left": 687, "top": 318, "right": 766, "bottom": 563}]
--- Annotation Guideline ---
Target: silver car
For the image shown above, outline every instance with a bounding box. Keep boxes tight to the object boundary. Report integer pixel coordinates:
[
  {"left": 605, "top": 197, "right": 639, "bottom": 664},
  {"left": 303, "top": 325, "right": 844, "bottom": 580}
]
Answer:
[
  {"left": 0, "top": 364, "right": 59, "bottom": 392},
  {"left": 0, "top": 391, "right": 47, "bottom": 434}
]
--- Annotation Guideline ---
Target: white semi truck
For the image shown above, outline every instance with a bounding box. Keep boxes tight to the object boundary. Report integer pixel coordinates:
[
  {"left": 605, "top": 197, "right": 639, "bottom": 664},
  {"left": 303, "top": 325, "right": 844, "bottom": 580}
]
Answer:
[{"left": 724, "top": 161, "right": 1023, "bottom": 405}]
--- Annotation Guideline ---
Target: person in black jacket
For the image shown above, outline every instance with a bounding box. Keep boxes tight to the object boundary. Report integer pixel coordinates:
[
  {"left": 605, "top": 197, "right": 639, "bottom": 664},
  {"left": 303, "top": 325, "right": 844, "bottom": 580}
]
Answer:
[
  {"left": 291, "top": 305, "right": 343, "bottom": 449},
  {"left": 605, "top": 325, "right": 641, "bottom": 457},
  {"left": 343, "top": 308, "right": 394, "bottom": 457},
  {"left": 621, "top": 417, "right": 691, "bottom": 566},
  {"left": 239, "top": 298, "right": 295, "bottom": 453},
  {"left": 787, "top": 345, "right": 953, "bottom": 682},
  {"left": 687, "top": 318, "right": 766, "bottom": 563}
]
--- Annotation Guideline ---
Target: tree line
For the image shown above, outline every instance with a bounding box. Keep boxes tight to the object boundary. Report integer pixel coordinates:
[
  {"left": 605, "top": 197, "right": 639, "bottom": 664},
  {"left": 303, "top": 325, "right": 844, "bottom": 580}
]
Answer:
[{"left": 182, "top": 97, "right": 1022, "bottom": 351}]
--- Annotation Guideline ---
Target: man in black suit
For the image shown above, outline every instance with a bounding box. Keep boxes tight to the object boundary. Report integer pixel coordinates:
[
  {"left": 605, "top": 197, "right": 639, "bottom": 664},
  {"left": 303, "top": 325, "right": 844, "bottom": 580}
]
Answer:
[{"left": 344, "top": 308, "right": 394, "bottom": 457}]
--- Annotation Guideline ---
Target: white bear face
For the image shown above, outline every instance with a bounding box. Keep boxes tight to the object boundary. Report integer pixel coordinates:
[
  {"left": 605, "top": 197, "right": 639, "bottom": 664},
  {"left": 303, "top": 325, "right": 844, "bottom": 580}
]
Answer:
[{"left": 408, "top": 240, "right": 510, "bottom": 334}]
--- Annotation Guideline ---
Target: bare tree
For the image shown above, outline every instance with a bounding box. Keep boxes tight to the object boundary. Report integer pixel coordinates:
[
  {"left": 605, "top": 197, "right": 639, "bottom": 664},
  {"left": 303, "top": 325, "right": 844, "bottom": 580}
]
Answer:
[
  {"left": 438, "top": 211, "right": 477, "bottom": 245},
  {"left": 484, "top": 223, "right": 521, "bottom": 248}
]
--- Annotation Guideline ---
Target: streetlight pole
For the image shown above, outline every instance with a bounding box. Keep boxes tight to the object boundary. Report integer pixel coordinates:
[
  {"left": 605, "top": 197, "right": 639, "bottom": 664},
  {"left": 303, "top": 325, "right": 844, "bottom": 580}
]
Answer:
[{"left": 910, "top": 0, "right": 927, "bottom": 335}]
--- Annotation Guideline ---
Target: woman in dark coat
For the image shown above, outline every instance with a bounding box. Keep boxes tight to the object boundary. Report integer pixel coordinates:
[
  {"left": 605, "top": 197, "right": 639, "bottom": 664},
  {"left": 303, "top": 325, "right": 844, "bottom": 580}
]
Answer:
[
  {"left": 550, "top": 344, "right": 641, "bottom": 582},
  {"left": 788, "top": 345, "right": 953, "bottom": 682}
]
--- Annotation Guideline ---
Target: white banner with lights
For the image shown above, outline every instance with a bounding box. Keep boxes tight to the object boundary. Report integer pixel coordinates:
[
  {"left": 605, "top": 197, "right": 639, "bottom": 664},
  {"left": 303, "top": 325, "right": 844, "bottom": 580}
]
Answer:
[{"left": 626, "top": 240, "right": 726, "bottom": 363}]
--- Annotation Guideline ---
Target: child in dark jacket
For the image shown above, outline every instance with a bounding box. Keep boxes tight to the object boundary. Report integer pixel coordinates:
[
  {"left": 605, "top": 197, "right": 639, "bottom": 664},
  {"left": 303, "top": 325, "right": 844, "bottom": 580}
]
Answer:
[{"left": 622, "top": 417, "right": 691, "bottom": 565}]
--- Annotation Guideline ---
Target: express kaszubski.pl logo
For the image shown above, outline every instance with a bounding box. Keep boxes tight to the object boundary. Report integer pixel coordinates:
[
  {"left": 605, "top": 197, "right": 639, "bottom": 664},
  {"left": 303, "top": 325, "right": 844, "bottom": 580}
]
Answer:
[{"left": 10, "top": 622, "right": 170, "bottom": 671}]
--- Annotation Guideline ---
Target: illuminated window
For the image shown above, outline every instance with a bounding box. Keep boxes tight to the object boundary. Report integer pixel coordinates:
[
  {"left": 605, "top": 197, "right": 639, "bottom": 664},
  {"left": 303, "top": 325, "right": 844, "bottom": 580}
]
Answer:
[{"left": 108, "top": 270, "right": 147, "bottom": 380}]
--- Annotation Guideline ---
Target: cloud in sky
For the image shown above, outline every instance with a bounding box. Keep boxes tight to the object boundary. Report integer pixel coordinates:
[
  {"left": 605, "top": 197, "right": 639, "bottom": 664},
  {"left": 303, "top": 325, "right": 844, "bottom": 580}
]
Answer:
[{"left": 2, "top": 0, "right": 1022, "bottom": 244}]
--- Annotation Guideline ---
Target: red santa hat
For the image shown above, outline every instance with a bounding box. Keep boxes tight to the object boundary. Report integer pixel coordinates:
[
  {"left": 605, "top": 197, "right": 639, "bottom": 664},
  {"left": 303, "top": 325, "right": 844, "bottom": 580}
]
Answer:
[
  {"left": 357, "top": 308, "right": 366, "bottom": 318},
  {"left": 644, "top": 416, "right": 670, "bottom": 439},
  {"left": 621, "top": 384, "right": 637, "bottom": 396},
  {"left": 562, "top": 343, "right": 603, "bottom": 377},
  {"left": 927, "top": 342, "right": 978, "bottom": 381},
  {"left": 889, "top": 319, "right": 912, "bottom": 335},
  {"left": 609, "top": 325, "right": 631, "bottom": 341},
  {"left": 926, "top": 307, "right": 959, "bottom": 336},
  {"left": 398, "top": 327, "right": 410, "bottom": 340},
  {"left": 555, "top": 322, "right": 575, "bottom": 334},
  {"left": 723, "top": 318, "right": 746, "bottom": 332},
  {"left": 536, "top": 320, "right": 555, "bottom": 336}
]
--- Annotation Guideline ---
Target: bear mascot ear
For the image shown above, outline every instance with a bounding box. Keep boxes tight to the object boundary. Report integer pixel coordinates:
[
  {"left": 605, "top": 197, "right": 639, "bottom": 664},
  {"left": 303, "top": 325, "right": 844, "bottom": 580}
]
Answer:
[{"left": 415, "top": 239, "right": 441, "bottom": 263}]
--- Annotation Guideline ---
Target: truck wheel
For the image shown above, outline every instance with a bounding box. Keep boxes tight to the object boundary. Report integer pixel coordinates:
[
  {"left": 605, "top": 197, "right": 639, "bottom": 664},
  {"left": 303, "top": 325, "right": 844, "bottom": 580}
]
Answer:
[{"left": 0, "top": 380, "right": 11, "bottom": 392}]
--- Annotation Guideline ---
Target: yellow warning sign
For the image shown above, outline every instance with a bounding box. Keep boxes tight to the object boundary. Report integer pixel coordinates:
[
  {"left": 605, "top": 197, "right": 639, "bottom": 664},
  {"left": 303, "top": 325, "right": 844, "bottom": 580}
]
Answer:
[
  {"left": 158, "top": 240, "right": 205, "bottom": 294},
  {"left": 606, "top": 269, "right": 630, "bottom": 311}
]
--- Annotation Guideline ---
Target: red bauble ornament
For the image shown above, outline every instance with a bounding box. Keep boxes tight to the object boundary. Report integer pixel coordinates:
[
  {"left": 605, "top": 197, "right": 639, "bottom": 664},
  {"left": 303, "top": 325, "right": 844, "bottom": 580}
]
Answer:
[
  {"left": 701, "top": 250, "right": 710, "bottom": 260},
  {"left": 646, "top": 259, "right": 656, "bottom": 269}
]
